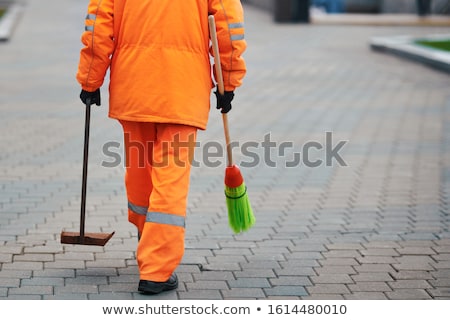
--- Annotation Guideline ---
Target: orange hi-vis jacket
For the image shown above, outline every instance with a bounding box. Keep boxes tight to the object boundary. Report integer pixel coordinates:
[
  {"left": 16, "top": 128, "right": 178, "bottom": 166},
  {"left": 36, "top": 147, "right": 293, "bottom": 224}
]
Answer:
[{"left": 76, "top": 0, "right": 247, "bottom": 130}]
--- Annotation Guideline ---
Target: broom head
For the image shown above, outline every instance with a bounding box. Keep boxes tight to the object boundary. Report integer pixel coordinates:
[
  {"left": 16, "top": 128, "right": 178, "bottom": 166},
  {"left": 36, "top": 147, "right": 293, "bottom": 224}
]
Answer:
[{"left": 224, "top": 165, "right": 255, "bottom": 233}]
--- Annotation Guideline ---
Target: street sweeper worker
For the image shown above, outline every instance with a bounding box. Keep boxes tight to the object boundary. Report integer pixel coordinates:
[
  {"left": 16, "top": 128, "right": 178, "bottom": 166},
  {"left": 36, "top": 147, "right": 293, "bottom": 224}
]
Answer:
[{"left": 76, "top": 0, "right": 246, "bottom": 294}]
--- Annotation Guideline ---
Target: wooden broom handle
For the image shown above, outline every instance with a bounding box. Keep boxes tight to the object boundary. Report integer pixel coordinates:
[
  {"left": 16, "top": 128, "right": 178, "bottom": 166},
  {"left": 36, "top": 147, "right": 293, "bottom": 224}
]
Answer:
[{"left": 208, "top": 15, "right": 233, "bottom": 167}]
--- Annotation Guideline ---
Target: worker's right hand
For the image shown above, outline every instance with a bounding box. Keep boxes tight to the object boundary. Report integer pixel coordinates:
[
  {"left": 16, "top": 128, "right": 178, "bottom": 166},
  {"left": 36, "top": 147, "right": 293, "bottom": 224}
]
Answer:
[{"left": 80, "top": 89, "right": 101, "bottom": 106}]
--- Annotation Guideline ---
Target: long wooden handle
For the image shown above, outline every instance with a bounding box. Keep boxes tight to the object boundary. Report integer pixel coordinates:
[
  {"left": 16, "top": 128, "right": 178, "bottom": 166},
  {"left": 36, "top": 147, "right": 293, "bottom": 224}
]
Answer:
[
  {"left": 208, "top": 15, "right": 233, "bottom": 167},
  {"left": 80, "top": 99, "right": 91, "bottom": 242}
]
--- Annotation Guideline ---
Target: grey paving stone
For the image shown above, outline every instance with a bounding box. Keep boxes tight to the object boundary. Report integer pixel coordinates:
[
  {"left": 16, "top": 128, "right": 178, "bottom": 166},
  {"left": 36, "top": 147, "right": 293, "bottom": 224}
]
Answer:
[
  {"left": 54, "top": 252, "right": 95, "bottom": 261},
  {"left": 246, "top": 253, "right": 286, "bottom": 261},
  {"left": 431, "top": 260, "right": 450, "bottom": 269},
  {"left": 269, "top": 276, "right": 312, "bottom": 287},
  {"left": 6, "top": 295, "right": 42, "bottom": 300},
  {"left": 95, "top": 251, "right": 135, "bottom": 260},
  {"left": 354, "top": 264, "right": 397, "bottom": 273},
  {"left": 233, "top": 269, "right": 276, "bottom": 278},
  {"left": 318, "top": 258, "right": 360, "bottom": 266},
  {"left": 228, "top": 277, "right": 271, "bottom": 288},
  {"left": 219, "top": 241, "right": 259, "bottom": 249},
  {"left": 386, "top": 289, "right": 432, "bottom": 300},
  {"left": 326, "top": 243, "right": 366, "bottom": 250},
  {"left": 401, "top": 233, "right": 439, "bottom": 241},
  {"left": 54, "top": 284, "right": 99, "bottom": 295},
  {"left": 0, "top": 253, "right": 13, "bottom": 263},
  {"left": 99, "top": 282, "right": 138, "bottom": 293},
  {"left": 178, "top": 290, "right": 223, "bottom": 300},
  {"left": 428, "top": 279, "right": 450, "bottom": 287},
  {"left": 88, "top": 292, "right": 135, "bottom": 300},
  {"left": 0, "top": 278, "right": 20, "bottom": 287},
  {"left": 33, "top": 269, "right": 75, "bottom": 278},
  {"left": 388, "top": 280, "right": 432, "bottom": 289},
  {"left": 186, "top": 280, "right": 229, "bottom": 290},
  {"left": 287, "top": 251, "right": 325, "bottom": 260},
  {"left": 351, "top": 273, "right": 394, "bottom": 282},
  {"left": 2, "top": 261, "right": 44, "bottom": 271},
  {"left": 393, "top": 263, "right": 435, "bottom": 271},
  {"left": 307, "top": 284, "right": 351, "bottom": 295},
  {"left": 266, "top": 295, "right": 301, "bottom": 300},
  {"left": 359, "top": 248, "right": 400, "bottom": 257},
  {"left": 264, "top": 286, "right": 308, "bottom": 297},
  {"left": 86, "top": 259, "right": 127, "bottom": 268},
  {"left": 109, "top": 274, "right": 140, "bottom": 284},
  {"left": 8, "top": 285, "right": 54, "bottom": 295},
  {"left": 22, "top": 277, "right": 64, "bottom": 286},
  {"left": 193, "top": 271, "right": 235, "bottom": 281},
  {"left": 432, "top": 246, "right": 450, "bottom": 253},
  {"left": 43, "top": 260, "right": 87, "bottom": 269},
  {"left": 289, "top": 243, "right": 328, "bottom": 252},
  {"left": 240, "top": 261, "right": 282, "bottom": 269},
  {"left": 356, "top": 256, "right": 398, "bottom": 264},
  {"left": 396, "top": 247, "right": 437, "bottom": 255},
  {"left": 348, "top": 282, "right": 392, "bottom": 292},
  {"left": 212, "top": 248, "right": 252, "bottom": 256},
  {"left": 314, "top": 266, "right": 357, "bottom": 275},
  {"left": 432, "top": 253, "right": 450, "bottom": 261},
  {"left": 344, "top": 292, "right": 388, "bottom": 300},
  {"left": 275, "top": 266, "right": 316, "bottom": 277},
  {"left": 65, "top": 276, "right": 108, "bottom": 285},
  {"left": 390, "top": 271, "right": 434, "bottom": 280},
  {"left": 302, "top": 294, "right": 345, "bottom": 300},
  {"left": 182, "top": 254, "right": 208, "bottom": 265},
  {"left": 14, "top": 253, "right": 54, "bottom": 262},
  {"left": 221, "top": 288, "right": 266, "bottom": 299},
  {"left": 76, "top": 268, "right": 119, "bottom": 277},
  {"left": 0, "top": 288, "right": 7, "bottom": 297},
  {"left": 427, "top": 288, "right": 450, "bottom": 298},
  {"left": 431, "top": 269, "right": 450, "bottom": 278},
  {"left": 394, "top": 255, "right": 435, "bottom": 264},
  {"left": 311, "top": 274, "right": 354, "bottom": 284}
]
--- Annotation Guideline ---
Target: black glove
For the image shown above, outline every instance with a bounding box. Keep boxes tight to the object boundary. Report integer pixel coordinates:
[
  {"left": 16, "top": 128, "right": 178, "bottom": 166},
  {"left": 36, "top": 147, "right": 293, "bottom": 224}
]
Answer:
[
  {"left": 80, "top": 88, "right": 101, "bottom": 106},
  {"left": 214, "top": 90, "right": 234, "bottom": 114}
]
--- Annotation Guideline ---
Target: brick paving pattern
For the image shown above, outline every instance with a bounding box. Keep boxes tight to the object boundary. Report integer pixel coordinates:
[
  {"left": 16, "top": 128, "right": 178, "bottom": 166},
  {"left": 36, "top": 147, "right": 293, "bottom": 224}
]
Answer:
[{"left": 1, "top": 1, "right": 450, "bottom": 299}]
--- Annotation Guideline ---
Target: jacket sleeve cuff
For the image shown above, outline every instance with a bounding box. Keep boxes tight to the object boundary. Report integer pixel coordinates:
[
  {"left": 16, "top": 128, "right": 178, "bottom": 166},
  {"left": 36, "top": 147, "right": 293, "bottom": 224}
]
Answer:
[{"left": 81, "top": 84, "right": 100, "bottom": 92}]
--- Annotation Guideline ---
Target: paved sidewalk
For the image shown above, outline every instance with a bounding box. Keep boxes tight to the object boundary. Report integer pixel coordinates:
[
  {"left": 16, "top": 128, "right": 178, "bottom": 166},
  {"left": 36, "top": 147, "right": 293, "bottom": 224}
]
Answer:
[{"left": 1, "top": 1, "right": 450, "bottom": 300}]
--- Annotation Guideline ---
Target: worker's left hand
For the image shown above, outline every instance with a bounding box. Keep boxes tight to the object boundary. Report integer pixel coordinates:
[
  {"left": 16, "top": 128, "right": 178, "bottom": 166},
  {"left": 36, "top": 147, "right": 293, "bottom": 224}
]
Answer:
[
  {"left": 215, "top": 90, "right": 234, "bottom": 114},
  {"left": 80, "top": 89, "right": 101, "bottom": 106}
]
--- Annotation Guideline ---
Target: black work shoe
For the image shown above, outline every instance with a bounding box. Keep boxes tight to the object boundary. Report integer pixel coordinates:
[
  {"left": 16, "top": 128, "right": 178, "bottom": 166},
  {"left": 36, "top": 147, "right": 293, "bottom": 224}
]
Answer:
[{"left": 138, "top": 273, "right": 178, "bottom": 294}]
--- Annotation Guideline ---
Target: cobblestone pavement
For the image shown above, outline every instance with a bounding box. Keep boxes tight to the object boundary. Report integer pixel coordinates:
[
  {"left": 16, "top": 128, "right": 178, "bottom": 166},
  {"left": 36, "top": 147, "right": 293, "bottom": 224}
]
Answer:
[{"left": 1, "top": 1, "right": 450, "bottom": 300}]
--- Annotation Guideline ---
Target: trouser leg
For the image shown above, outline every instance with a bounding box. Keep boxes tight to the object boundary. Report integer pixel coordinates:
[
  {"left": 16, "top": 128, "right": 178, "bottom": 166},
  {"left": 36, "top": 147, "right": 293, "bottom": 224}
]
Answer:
[
  {"left": 119, "top": 120, "right": 155, "bottom": 238},
  {"left": 137, "top": 123, "right": 197, "bottom": 282}
]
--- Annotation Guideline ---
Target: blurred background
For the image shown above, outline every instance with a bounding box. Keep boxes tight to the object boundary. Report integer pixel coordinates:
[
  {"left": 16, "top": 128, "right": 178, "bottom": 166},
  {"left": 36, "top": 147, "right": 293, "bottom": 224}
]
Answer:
[{"left": 244, "top": 0, "right": 449, "bottom": 15}]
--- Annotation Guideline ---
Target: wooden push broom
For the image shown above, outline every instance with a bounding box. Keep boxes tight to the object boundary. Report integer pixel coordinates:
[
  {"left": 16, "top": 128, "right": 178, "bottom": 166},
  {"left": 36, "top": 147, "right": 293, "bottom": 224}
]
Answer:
[{"left": 208, "top": 15, "right": 255, "bottom": 233}]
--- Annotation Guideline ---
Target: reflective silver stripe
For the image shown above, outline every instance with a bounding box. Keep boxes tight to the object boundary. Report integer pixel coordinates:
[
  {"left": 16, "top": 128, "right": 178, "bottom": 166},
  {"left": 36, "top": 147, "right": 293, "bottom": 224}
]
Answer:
[
  {"left": 85, "top": 25, "right": 94, "bottom": 32},
  {"left": 86, "top": 14, "right": 97, "bottom": 21},
  {"left": 128, "top": 202, "right": 147, "bottom": 215},
  {"left": 231, "top": 34, "right": 245, "bottom": 41},
  {"left": 229, "top": 22, "right": 244, "bottom": 29},
  {"left": 146, "top": 211, "right": 185, "bottom": 228}
]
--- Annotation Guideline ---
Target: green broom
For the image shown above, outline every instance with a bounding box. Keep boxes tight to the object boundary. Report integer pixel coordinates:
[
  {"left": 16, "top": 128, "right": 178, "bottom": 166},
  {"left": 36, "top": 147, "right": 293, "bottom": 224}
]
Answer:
[{"left": 209, "top": 15, "right": 255, "bottom": 233}]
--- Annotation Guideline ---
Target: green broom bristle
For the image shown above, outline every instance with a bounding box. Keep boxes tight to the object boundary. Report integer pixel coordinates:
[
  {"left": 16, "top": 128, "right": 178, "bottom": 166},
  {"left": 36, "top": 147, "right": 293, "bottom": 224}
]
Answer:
[{"left": 225, "top": 182, "right": 255, "bottom": 233}]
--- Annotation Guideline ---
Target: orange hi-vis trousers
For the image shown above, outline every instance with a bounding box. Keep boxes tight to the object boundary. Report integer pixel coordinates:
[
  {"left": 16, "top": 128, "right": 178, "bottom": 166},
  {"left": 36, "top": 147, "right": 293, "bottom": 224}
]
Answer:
[{"left": 119, "top": 120, "right": 197, "bottom": 282}]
